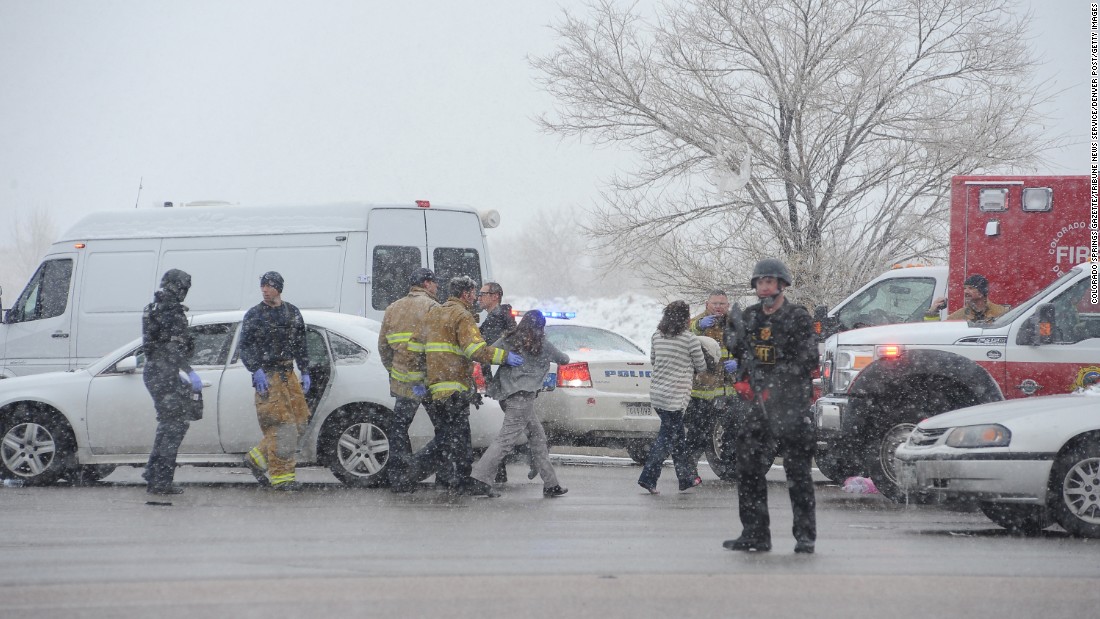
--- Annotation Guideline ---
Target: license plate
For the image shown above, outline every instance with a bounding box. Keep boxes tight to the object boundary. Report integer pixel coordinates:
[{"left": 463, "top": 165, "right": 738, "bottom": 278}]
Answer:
[
  {"left": 625, "top": 403, "right": 653, "bottom": 416},
  {"left": 896, "top": 461, "right": 917, "bottom": 490}
]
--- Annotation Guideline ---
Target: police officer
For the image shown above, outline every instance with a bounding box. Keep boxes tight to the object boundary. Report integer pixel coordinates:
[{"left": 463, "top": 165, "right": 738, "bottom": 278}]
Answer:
[
  {"left": 240, "top": 271, "right": 312, "bottom": 491},
  {"left": 378, "top": 267, "right": 439, "bottom": 492},
  {"left": 414, "top": 275, "right": 523, "bottom": 493},
  {"left": 142, "top": 269, "right": 202, "bottom": 495},
  {"left": 725, "top": 258, "right": 818, "bottom": 554}
]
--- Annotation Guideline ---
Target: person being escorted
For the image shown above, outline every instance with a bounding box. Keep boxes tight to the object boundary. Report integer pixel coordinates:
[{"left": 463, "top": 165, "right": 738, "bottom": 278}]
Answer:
[
  {"left": 685, "top": 290, "right": 738, "bottom": 477},
  {"left": 637, "top": 300, "right": 708, "bottom": 495},
  {"left": 141, "top": 269, "right": 203, "bottom": 495},
  {"left": 725, "top": 258, "right": 819, "bottom": 554},
  {"left": 468, "top": 310, "right": 570, "bottom": 498},
  {"left": 477, "top": 281, "right": 529, "bottom": 483},
  {"left": 415, "top": 276, "right": 523, "bottom": 494},
  {"left": 378, "top": 267, "right": 439, "bottom": 493},
  {"left": 925, "top": 274, "right": 1007, "bottom": 324},
  {"left": 240, "top": 271, "right": 312, "bottom": 491}
]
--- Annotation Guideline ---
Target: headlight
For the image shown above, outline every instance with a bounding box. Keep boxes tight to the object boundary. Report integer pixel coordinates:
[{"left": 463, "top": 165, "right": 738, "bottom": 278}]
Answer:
[
  {"left": 831, "top": 346, "right": 873, "bottom": 393},
  {"left": 945, "top": 424, "right": 1011, "bottom": 448}
]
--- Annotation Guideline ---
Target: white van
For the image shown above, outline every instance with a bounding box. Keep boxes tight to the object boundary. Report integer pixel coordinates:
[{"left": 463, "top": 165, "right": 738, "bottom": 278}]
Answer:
[{"left": 0, "top": 201, "right": 498, "bottom": 377}]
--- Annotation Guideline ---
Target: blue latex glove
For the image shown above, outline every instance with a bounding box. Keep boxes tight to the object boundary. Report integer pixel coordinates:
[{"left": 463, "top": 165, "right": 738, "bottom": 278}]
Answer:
[
  {"left": 301, "top": 373, "right": 311, "bottom": 393},
  {"left": 412, "top": 384, "right": 428, "bottom": 398},
  {"left": 187, "top": 370, "right": 203, "bottom": 394},
  {"left": 723, "top": 360, "right": 739, "bottom": 374},
  {"left": 505, "top": 352, "right": 525, "bottom": 367},
  {"left": 699, "top": 315, "right": 718, "bottom": 329},
  {"left": 252, "top": 369, "right": 269, "bottom": 396}
]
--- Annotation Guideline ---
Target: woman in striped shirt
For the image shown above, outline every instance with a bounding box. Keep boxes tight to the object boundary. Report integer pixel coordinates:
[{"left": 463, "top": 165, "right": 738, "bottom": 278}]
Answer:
[{"left": 638, "top": 300, "right": 708, "bottom": 494}]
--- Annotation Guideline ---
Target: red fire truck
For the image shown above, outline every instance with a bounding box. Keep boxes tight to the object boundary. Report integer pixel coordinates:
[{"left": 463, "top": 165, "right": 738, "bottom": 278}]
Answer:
[{"left": 812, "top": 175, "right": 1098, "bottom": 500}]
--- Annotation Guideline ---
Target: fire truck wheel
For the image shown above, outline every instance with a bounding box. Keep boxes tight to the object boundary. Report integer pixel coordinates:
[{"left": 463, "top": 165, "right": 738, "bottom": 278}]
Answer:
[
  {"left": 1049, "top": 436, "right": 1100, "bottom": 538},
  {"left": 865, "top": 421, "right": 918, "bottom": 503}
]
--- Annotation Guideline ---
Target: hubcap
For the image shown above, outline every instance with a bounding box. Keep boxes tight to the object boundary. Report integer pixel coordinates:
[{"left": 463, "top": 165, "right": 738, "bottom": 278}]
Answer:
[
  {"left": 1, "top": 422, "right": 56, "bottom": 477},
  {"left": 879, "top": 423, "right": 916, "bottom": 484},
  {"left": 1062, "top": 456, "right": 1100, "bottom": 525},
  {"left": 336, "top": 422, "right": 389, "bottom": 478}
]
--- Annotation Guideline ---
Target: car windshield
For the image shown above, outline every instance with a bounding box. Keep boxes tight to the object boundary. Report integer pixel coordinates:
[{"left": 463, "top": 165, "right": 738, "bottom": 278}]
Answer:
[
  {"left": 545, "top": 325, "right": 644, "bottom": 355},
  {"left": 986, "top": 267, "right": 1081, "bottom": 329}
]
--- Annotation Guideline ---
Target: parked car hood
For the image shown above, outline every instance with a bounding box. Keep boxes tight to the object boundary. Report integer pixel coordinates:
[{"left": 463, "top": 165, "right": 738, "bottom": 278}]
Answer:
[{"left": 917, "top": 391, "right": 1100, "bottom": 430}]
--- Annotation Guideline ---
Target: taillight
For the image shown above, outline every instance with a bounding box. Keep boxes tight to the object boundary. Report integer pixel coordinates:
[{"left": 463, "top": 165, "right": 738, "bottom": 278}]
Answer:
[
  {"left": 556, "top": 362, "right": 592, "bottom": 388},
  {"left": 471, "top": 363, "right": 486, "bottom": 393}
]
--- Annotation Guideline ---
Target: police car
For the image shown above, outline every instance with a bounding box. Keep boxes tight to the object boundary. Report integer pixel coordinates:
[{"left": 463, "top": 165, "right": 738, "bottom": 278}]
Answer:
[
  {"left": 894, "top": 384, "right": 1100, "bottom": 537},
  {"left": 0, "top": 310, "right": 506, "bottom": 487},
  {"left": 490, "top": 311, "right": 657, "bottom": 463}
]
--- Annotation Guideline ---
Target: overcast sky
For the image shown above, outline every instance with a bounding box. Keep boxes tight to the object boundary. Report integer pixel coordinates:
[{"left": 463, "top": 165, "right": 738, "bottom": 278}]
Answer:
[{"left": 0, "top": 0, "right": 1091, "bottom": 241}]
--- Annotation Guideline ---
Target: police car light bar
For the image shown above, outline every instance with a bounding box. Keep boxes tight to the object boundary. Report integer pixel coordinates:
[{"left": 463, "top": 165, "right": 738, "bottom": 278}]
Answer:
[{"left": 510, "top": 309, "right": 577, "bottom": 319}]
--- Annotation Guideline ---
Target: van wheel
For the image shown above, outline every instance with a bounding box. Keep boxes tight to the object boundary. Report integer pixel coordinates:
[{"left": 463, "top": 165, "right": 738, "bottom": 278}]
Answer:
[
  {"left": 1048, "top": 437, "right": 1100, "bottom": 538},
  {"left": 321, "top": 410, "right": 390, "bottom": 488},
  {"left": 624, "top": 440, "right": 650, "bottom": 465},
  {"left": 979, "top": 502, "right": 1051, "bottom": 536},
  {"left": 0, "top": 408, "right": 76, "bottom": 486},
  {"left": 704, "top": 413, "right": 738, "bottom": 481},
  {"left": 865, "top": 422, "right": 916, "bottom": 503}
]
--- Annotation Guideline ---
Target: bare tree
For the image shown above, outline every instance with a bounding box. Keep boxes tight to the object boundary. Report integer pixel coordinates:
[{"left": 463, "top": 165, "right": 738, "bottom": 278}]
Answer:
[
  {"left": 0, "top": 206, "right": 58, "bottom": 301},
  {"left": 533, "top": 0, "right": 1057, "bottom": 306}
]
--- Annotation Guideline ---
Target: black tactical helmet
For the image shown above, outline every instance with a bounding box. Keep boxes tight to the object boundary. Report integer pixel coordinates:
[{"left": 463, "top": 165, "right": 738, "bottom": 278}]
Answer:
[{"left": 750, "top": 258, "right": 793, "bottom": 288}]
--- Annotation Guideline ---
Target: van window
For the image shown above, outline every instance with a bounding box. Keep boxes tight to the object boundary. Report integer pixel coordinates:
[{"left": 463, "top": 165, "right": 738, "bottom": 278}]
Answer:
[
  {"left": 835, "top": 277, "right": 938, "bottom": 329},
  {"left": 6, "top": 259, "right": 73, "bottom": 324},
  {"left": 82, "top": 251, "right": 157, "bottom": 313},
  {"left": 433, "top": 248, "right": 482, "bottom": 289},
  {"left": 372, "top": 246, "right": 422, "bottom": 310}
]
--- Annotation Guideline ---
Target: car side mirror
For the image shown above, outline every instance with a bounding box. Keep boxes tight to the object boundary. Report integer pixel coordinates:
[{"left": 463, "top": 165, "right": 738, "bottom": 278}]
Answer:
[{"left": 115, "top": 356, "right": 139, "bottom": 373}]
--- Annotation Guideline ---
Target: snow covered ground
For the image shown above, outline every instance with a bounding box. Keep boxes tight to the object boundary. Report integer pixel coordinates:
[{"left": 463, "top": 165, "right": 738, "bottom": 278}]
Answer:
[{"left": 510, "top": 294, "right": 670, "bottom": 353}]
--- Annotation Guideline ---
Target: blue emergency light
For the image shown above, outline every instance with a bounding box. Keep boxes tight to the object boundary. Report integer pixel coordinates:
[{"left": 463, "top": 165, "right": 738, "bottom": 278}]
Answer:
[{"left": 510, "top": 309, "right": 577, "bottom": 320}]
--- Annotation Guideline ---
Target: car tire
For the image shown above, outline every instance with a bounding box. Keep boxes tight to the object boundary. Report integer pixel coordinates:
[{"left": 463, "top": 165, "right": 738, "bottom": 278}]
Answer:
[
  {"left": 864, "top": 421, "right": 917, "bottom": 503},
  {"left": 624, "top": 440, "right": 651, "bottom": 465},
  {"left": 0, "top": 406, "right": 77, "bottom": 486},
  {"left": 320, "top": 409, "right": 390, "bottom": 488},
  {"left": 979, "top": 502, "right": 1051, "bottom": 536},
  {"left": 1048, "top": 437, "right": 1100, "bottom": 539},
  {"left": 704, "top": 413, "right": 738, "bottom": 481},
  {"left": 814, "top": 453, "right": 859, "bottom": 484}
]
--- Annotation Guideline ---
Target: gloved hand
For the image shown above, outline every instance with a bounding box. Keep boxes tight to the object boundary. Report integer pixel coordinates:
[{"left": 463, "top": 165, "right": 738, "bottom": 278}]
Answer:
[
  {"left": 505, "top": 352, "right": 525, "bottom": 367},
  {"left": 301, "top": 373, "right": 311, "bottom": 393},
  {"left": 723, "top": 360, "right": 739, "bottom": 374},
  {"left": 699, "top": 315, "right": 719, "bottom": 329},
  {"left": 412, "top": 384, "right": 428, "bottom": 398},
  {"left": 252, "top": 369, "right": 269, "bottom": 396},
  {"left": 187, "top": 370, "right": 203, "bottom": 394}
]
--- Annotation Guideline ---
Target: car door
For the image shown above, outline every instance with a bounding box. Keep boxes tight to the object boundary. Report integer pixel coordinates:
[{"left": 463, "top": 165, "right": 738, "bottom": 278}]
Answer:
[
  {"left": 217, "top": 325, "right": 331, "bottom": 453},
  {"left": 85, "top": 322, "right": 236, "bottom": 455}
]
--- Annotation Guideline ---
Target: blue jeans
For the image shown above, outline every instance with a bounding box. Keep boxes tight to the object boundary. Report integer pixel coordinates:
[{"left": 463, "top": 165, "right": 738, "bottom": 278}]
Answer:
[{"left": 638, "top": 409, "right": 693, "bottom": 489}]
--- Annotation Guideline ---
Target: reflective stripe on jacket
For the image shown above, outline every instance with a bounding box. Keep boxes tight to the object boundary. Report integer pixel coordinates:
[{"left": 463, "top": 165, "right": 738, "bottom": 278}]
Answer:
[
  {"left": 689, "top": 312, "right": 733, "bottom": 399},
  {"left": 424, "top": 297, "right": 507, "bottom": 400},
  {"left": 378, "top": 287, "right": 438, "bottom": 399}
]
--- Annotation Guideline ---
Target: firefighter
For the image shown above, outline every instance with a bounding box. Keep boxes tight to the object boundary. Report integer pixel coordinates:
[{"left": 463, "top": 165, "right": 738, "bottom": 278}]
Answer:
[
  {"left": 378, "top": 267, "right": 439, "bottom": 493},
  {"left": 685, "top": 290, "right": 738, "bottom": 479},
  {"left": 725, "top": 258, "right": 818, "bottom": 554},
  {"left": 240, "top": 271, "right": 312, "bottom": 491},
  {"left": 414, "top": 275, "right": 524, "bottom": 493},
  {"left": 142, "top": 269, "right": 202, "bottom": 495},
  {"left": 925, "top": 274, "right": 1008, "bottom": 324}
]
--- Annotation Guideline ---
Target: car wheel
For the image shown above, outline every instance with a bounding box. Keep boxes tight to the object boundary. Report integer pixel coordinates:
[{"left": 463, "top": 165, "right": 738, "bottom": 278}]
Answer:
[
  {"left": 624, "top": 440, "right": 650, "bottom": 465},
  {"left": 321, "top": 410, "right": 390, "bottom": 488},
  {"left": 1048, "top": 437, "right": 1100, "bottom": 538},
  {"left": 704, "top": 414, "right": 738, "bottom": 481},
  {"left": 979, "top": 502, "right": 1051, "bottom": 536},
  {"left": 865, "top": 421, "right": 916, "bottom": 502},
  {"left": 0, "top": 407, "right": 76, "bottom": 486}
]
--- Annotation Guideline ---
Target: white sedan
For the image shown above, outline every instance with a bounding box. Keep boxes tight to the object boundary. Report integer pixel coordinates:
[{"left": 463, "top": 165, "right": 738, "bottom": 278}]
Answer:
[
  {"left": 894, "top": 386, "right": 1100, "bottom": 537},
  {"left": 0, "top": 310, "right": 505, "bottom": 487}
]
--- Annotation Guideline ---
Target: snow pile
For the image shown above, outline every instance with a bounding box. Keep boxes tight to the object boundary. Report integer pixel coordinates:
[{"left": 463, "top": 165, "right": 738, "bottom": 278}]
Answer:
[{"left": 510, "top": 294, "right": 668, "bottom": 353}]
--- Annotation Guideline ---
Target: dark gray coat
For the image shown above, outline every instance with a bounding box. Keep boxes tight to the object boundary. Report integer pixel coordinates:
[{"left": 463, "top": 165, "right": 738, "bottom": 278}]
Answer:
[{"left": 487, "top": 334, "right": 569, "bottom": 400}]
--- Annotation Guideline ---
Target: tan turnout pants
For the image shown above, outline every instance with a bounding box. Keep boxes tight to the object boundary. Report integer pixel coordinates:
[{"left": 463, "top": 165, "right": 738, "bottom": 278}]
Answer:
[{"left": 252, "top": 370, "right": 310, "bottom": 485}]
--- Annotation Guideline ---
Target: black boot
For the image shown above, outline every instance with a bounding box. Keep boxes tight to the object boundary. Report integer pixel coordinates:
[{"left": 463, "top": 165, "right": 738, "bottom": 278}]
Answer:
[{"left": 722, "top": 535, "right": 771, "bottom": 552}]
